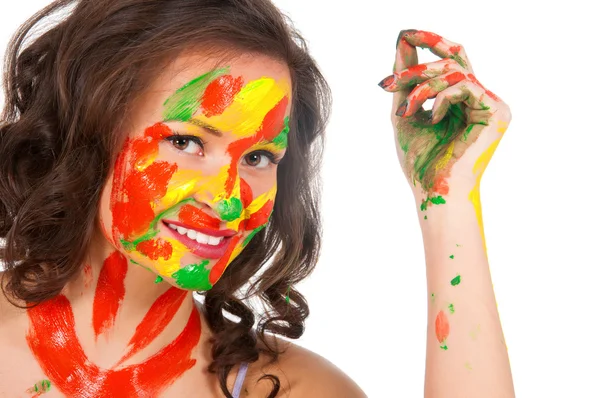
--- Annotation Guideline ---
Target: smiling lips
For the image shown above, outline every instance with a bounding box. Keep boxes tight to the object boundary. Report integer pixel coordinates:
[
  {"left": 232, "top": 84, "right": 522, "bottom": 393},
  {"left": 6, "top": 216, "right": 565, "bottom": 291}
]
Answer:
[{"left": 162, "top": 220, "right": 237, "bottom": 259}]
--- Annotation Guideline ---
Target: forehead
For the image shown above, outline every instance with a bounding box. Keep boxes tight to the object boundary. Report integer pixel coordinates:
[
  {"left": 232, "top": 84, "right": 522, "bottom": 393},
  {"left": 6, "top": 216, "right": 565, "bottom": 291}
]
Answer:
[{"left": 128, "top": 52, "right": 293, "bottom": 132}]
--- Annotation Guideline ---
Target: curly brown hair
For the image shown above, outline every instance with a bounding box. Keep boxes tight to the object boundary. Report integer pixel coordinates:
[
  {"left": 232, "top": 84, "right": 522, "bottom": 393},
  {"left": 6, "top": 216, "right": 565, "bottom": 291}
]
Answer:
[{"left": 0, "top": 0, "right": 330, "bottom": 396}]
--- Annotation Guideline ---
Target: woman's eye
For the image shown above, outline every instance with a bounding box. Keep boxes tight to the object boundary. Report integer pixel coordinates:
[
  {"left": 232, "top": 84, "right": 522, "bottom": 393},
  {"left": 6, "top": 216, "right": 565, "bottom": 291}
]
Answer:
[
  {"left": 166, "top": 135, "right": 204, "bottom": 156},
  {"left": 244, "top": 151, "right": 276, "bottom": 169}
]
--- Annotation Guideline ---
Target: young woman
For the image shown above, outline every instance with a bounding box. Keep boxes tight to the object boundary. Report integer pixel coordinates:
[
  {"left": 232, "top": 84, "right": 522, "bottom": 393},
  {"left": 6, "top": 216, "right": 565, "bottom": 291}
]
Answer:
[{"left": 0, "top": 0, "right": 514, "bottom": 397}]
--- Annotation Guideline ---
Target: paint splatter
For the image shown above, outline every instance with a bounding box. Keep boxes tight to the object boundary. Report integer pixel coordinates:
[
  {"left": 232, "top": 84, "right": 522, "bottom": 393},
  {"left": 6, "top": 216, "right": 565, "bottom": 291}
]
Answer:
[
  {"left": 435, "top": 310, "right": 450, "bottom": 350},
  {"left": 154, "top": 276, "right": 164, "bottom": 284},
  {"left": 172, "top": 260, "right": 212, "bottom": 290},
  {"left": 27, "top": 379, "right": 51, "bottom": 397},
  {"left": 118, "top": 288, "right": 187, "bottom": 365},
  {"left": 448, "top": 303, "right": 455, "bottom": 314},
  {"left": 92, "top": 251, "right": 128, "bottom": 339},
  {"left": 451, "top": 275, "right": 461, "bottom": 286},
  {"left": 449, "top": 254, "right": 454, "bottom": 259},
  {"left": 424, "top": 215, "right": 428, "bottom": 220},
  {"left": 26, "top": 295, "right": 201, "bottom": 397},
  {"left": 420, "top": 195, "right": 446, "bottom": 211},
  {"left": 431, "top": 293, "right": 435, "bottom": 303},
  {"left": 465, "top": 362, "right": 473, "bottom": 371}
]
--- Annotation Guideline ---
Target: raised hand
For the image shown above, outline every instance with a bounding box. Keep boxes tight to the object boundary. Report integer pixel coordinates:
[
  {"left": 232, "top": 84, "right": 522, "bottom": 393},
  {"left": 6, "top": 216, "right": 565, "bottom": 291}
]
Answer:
[{"left": 379, "top": 30, "right": 511, "bottom": 214}]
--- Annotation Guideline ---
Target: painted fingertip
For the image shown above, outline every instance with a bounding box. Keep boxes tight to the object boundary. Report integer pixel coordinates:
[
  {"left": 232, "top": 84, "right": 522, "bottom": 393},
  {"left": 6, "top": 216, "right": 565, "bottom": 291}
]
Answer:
[
  {"left": 397, "top": 29, "right": 418, "bottom": 47},
  {"left": 427, "top": 113, "right": 435, "bottom": 124},
  {"left": 378, "top": 75, "right": 395, "bottom": 90},
  {"left": 395, "top": 100, "right": 408, "bottom": 117}
]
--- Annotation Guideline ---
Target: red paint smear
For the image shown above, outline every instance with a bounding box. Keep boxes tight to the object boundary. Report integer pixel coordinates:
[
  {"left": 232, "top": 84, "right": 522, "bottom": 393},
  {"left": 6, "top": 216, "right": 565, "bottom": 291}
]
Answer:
[
  {"left": 224, "top": 96, "right": 289, "bottom": 195},
  {"left": 449, "top": 45, "right": 461, "bottom": 55},
  {"left": 240, "top": 178, "right": 253, "bottom": 209},
  {"left": 443, "top": 71, "right": 466, "bottom": 87},
  {"left": 111, "top": 122, "right": 178, "bottom": 242},
  {"left": 468, "top": 73, "right": 500, "bottom": 102},
  {"left": 83, "top": 263, "right": 93, "bottom": 289},
  {"left": 435, "top": 310, "right": 450, "bottom": 343},
  {"left": 118, "top": 287, "right": 187, "bottom": 366},
  {"left": 27, "top": 295, "right": 200, "bottom": 397},
  {"left": 245, "top": 200, "right": 274, "bottom": 231},
  {"left": 416, "top": 31, "right": 442, "bottom": 48},
  {"left": 209, "top": 235, "right": 242, "bottom": 285},
  {"left": 397, "top": 64, "right": 427, "bottom": 80},
  {"left": 432, "top": 176, "right": 450, "bottom": 195},
  {"left": 179, "top": 204, "right": 221, "bottom": 230},
  {"left": 136, "top": 239, "right": 173, "bottom": 261},
  {"left": 144, "top": 122, "right": 173, "bottom": 141},
  {"left": 92, "top": 251, "right": 128, "bottom": 339},
  {"left": 201, "top": 75, "right": 244, "bottom": 117}
]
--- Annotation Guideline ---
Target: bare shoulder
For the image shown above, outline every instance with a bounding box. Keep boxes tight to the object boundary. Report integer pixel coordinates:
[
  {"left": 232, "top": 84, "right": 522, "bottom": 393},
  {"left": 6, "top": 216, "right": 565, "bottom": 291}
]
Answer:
[{"left": 243, "top": 335, "right": 367, "bottom": 398}]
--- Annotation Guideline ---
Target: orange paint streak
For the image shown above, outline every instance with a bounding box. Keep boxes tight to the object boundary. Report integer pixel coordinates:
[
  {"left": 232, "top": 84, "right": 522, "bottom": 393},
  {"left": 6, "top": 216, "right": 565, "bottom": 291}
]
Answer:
[
  {"left": 201, "top": 75, "right": 244, "bottom": 117},
  {"left": 178, "top": 204, "right": 221, "bottom": 230},
  {"left": 246, "top": 200, "right": 274, "bottom": 230},
  {"left": 396, "top": 64, "right": 427, "bottom": 79},
  {"left": 136, "top": 239, "right": 173, "bottom": 261},
  {"left": 118, "top": 287, "right": 187, "bottom": 365},
  {"left": 224, "top": 97, "right": 289, "bottom": 195},
  {"left": 209, "top": 235, "right": 242, "bottom": 285},
  {"left": 111, "top": 122, "right": 178, "bottom": 242},
  {"left": 92, "top": 251, "right": 128, "bottom": 339},
  {"left": 240, "top": 178, "right": 253, "bottom": 208},
  {"left": 449, "top": 45, "right": 461, "bottom": 55},
  {"left": 443, "top": 71, "right": 466, "bottom": 86},
  {"left": 27, "top": 295, "right": 200, "bottom": 397},
  {"left": 417, "top": 31, "right": 442, "bottom": 48},
  {"left": 435, "top": 310, "right": 450, "bottom": 343},
  {"left": 432, "top": 175, "right": 450, "bottom": 195}
]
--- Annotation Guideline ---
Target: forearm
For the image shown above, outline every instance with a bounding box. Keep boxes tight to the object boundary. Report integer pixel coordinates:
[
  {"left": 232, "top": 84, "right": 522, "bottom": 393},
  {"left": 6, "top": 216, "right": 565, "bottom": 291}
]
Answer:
[{"left": 417, "top": 186, "right": 514, "bottom": 398}]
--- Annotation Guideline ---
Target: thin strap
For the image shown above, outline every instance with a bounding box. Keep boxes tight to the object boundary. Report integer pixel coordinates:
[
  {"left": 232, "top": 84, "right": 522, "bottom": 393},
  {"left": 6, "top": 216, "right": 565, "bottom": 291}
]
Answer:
[{"left": 232, "top": 362, "right": 249, "bottom": 398}]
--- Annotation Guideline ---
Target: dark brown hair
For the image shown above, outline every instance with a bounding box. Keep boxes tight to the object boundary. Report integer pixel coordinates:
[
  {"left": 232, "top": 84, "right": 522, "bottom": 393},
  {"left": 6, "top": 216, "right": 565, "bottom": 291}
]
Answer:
[{"left": 0, "top": 1, "right": 330, "bottom": 396}]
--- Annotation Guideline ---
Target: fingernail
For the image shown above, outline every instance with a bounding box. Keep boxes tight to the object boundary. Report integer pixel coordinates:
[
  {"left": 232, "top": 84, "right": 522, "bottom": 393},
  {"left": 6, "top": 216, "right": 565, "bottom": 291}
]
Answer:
[
  {"left": 395, "top": 100, "right": 408, "bottom": 117},
  {"left": 378, "top": 75, "right": 395, "bottom": 89},
  {"left": 396, "top": 29, "right": 418, "bottom": 47},
  {"left": 428, "top": 113, "right": 435, "bottom": 124}
]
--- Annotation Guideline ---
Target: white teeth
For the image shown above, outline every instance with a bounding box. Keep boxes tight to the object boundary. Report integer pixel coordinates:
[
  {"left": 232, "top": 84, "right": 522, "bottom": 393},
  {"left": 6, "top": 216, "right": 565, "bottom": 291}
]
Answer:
[
  {"left": 176, "top": 226, "right": 188, "bottom": 235},
  {"left": 195, "top": 233, "right": 209, "bottom": 245},
  {"left": 167, "top": 222, "right": 226, "bottom": 246},
  {"left": 208, "top": 236, "right": 222, "bottom": 246}
]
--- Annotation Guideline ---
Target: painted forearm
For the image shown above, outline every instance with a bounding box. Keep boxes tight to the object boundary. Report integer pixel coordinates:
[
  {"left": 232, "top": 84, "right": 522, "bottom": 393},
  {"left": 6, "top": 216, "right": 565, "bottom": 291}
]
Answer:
[{"left": 417, "top": 189, "right": 514, "bottom": 398}]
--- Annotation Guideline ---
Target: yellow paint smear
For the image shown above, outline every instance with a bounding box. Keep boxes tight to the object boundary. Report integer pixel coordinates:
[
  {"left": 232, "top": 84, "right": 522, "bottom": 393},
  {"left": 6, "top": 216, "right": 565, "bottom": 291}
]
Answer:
[
  {"left": 468, "top": 139, "right": 501, "bottom": 256},
  {"left": 435, "top": 141, "right": 454, "bottom": 172},
  {"left": 192, "top": 77, "right": 289, "bottom": 138}
]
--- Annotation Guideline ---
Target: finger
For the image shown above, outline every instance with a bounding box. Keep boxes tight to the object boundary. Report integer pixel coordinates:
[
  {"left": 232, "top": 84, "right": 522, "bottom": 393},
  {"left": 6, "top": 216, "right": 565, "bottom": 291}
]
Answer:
[
  {"left": 379, "top": 58, "right": 466, "bottom": 92},
  {"left": 396, "top": 71, "right": 467, "bottom": 117},
  {"left": 402, "top": 30, "right": 472, "bottom": 73},
  {"left": 430, "top": 81, "right": 491, "bottom": 124},
  {"left": 393, "top": 29, "right": 418, "bottom": 75},
  {"left": 466, "top": 109, "right": 493, "bottom": 125}
]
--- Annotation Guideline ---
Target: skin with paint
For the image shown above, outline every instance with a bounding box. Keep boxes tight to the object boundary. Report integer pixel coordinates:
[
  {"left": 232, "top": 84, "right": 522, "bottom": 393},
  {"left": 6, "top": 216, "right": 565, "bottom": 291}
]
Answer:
[
  {"left": 0, "top": 53, "right": 364, "bottom": 397},
  {"left": 379, "top": 30, "right": 514, "bottom": 397}
]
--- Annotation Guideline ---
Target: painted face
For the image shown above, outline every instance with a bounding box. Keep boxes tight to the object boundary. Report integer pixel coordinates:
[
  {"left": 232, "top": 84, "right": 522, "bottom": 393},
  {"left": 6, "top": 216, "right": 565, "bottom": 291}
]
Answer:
[{"left": 98, "top": 54, "right": 292, "bottom": 291}]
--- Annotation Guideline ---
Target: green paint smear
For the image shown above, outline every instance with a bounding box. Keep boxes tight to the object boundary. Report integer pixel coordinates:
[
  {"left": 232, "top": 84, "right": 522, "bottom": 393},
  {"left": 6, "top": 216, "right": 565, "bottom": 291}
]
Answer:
[
  {"left": 440, "top": 344, "right": 448, "bottom": 350},
  {"left": 285, "top": 285, "right": 291, "bottom": 304},
  {"left": 162, "top": 68, "right": 229, "bottom": 122},
  {"left": 462, "top": 124, "right": 475, "bottom": 142},
  {"left": 424, "top": 215, "right": 428, "bottom": 220},
  {"left": 451, "top": 275, "right": 461, "bottom": 286},
  {"left": 217, "top": 197, "right": 243, "bottom": 222},
  {"left": 450, "top": 54, "right": 468, "bottom": 69},
  {"left": 398, "top": 104, "right": 467, "bottom": 191},
  {"left": 420, "top": 195, "right": 446, "bottom": 211},
  {"left": 448, "top": 303, "right": 455, "bottom": 314},
  {"left": 154, "top": 275, "right": 164, "bottom": 284},
  {"left": 431, "top": 293, "right": 435, "bottom": 303},
  {"left": 172, "top": 260, "right": 212, "bottom": 290},
  {"left": 243, "top": 225, "right": 265, "bottom": 247},
  {"left": 33, "top": 380, "right": 51, "bottom": 394},
  {"left": 449, "top": 255, "right": 454, "bottom": 259},
  {"left": 271, "top": 117, "right": 290, "bottom": 149}
]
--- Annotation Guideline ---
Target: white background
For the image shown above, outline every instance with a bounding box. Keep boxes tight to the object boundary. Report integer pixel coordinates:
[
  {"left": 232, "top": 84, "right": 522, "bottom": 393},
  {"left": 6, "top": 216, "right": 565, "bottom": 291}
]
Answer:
[{"left": 2, "top": 1, "right": 600, "bottom": 397}]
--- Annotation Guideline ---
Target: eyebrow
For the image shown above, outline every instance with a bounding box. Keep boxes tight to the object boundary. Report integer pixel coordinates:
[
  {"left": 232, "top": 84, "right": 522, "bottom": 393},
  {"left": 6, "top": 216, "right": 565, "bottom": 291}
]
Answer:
[{"left": 187, "top": 119, "right": 223, "bottom": 137}]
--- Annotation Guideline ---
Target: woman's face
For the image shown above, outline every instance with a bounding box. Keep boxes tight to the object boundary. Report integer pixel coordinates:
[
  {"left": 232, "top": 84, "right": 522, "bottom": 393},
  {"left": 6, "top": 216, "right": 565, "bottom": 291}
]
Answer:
[{"left": 98, "top": 53, "right": 292, "bottom": 291}]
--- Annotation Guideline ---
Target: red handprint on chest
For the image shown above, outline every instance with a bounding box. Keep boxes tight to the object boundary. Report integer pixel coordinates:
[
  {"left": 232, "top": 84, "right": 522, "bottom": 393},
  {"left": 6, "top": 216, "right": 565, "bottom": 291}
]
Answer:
[{"left": 26, "top": 251, "right": 200, "bottom": 397}]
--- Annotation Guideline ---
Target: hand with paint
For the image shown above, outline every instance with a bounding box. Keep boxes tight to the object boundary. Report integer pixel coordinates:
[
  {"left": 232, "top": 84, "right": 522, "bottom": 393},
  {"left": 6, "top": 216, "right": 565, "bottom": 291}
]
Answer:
[
  {"left": 379, "top": 30, "right": 515, "bottom": 398},
  {"left": 379, "top": 30, "right": 511, "bottom": 211}
]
